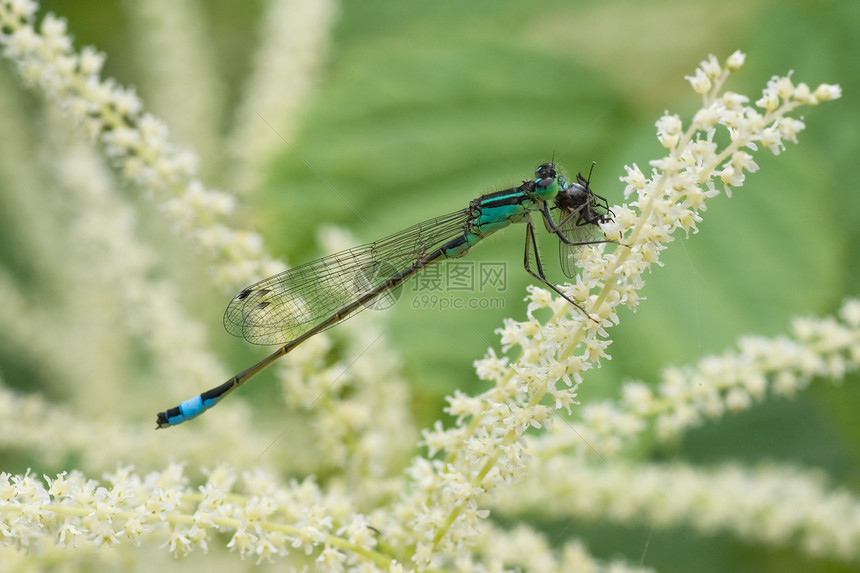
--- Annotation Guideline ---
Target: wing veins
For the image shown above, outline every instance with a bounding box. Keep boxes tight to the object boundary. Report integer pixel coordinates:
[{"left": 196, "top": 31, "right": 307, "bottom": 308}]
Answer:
[{"left": 223, "top": 207, "right": 471, "bottom": 345}]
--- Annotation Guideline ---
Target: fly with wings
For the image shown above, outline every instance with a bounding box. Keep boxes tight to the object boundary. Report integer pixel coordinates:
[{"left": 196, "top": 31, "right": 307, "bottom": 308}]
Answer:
[{"left": 155, "top": 162, "right": 614, "bottom": 428}]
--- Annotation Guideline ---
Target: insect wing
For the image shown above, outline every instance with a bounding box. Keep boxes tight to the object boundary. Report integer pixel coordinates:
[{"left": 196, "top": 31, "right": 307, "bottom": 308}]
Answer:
[
  {"left": 556, "top": 211, "right": 599, "bottom": 278},
  {"left": 223, "top": 208, "right": 471, "bottom": 345}
]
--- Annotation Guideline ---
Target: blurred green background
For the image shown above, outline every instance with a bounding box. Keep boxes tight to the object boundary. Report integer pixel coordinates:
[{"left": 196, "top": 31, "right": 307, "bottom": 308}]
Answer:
[{"left": 23, "top": 0, "right": 860, "bottom": 570}]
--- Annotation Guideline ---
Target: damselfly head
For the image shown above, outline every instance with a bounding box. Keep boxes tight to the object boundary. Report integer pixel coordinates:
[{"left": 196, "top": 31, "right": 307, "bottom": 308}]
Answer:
[{"left": 534, "top": 162, "right": 558, "bottom": 188}]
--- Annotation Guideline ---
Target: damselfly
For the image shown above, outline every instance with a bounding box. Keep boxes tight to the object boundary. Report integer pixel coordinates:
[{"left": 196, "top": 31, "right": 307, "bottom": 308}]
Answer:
[{"left": 156, "top": 162, "right": 613, "bottom": 428}]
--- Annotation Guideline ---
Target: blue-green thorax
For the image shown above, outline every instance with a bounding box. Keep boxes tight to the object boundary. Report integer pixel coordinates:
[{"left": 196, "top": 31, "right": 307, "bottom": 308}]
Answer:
[{"left": 441, "top": 163, "right": 563, "bottom": 258}]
